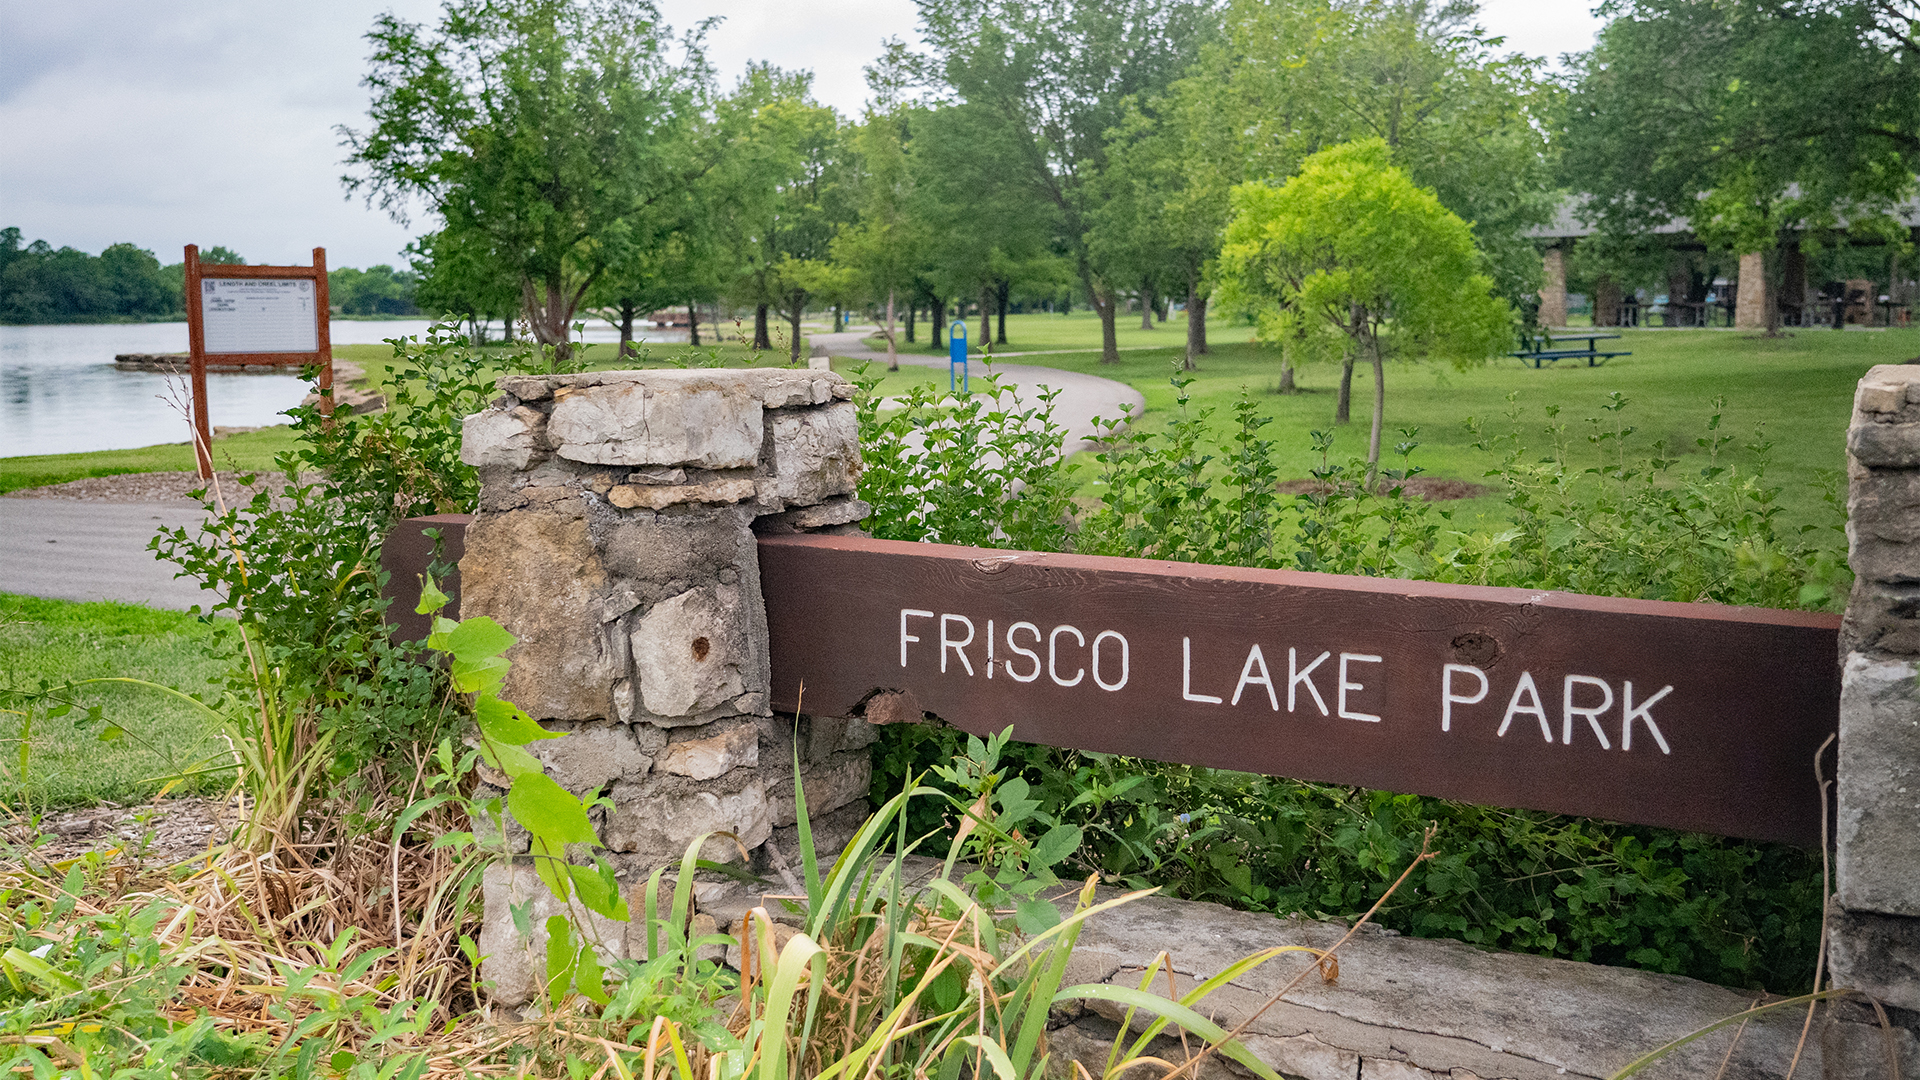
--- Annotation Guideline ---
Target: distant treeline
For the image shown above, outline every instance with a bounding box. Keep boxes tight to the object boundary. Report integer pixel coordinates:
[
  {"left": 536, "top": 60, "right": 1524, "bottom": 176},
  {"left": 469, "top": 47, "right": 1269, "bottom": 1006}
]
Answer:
[{"left": 0, "top": 228, "right": 420, "bottom": 324}]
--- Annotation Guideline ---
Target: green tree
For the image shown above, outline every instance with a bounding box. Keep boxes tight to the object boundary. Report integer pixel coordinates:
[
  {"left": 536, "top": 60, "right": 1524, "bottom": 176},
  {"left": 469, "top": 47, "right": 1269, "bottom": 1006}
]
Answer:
[
  {"left": 918, "top": 0, "right": 1214, "bottom": 363},
  {"left": 409, "top": 225, "right": 522, "bottom": 343},
  {"left": 341, "top": 0, "right": 713, "bottom": 365},
  {"left": 1217, "top": 139, "right": 1510, "bottom": 477},
  {"left": 1560, "top": 0, "right": 1920, "bottom": 333},
  {"left": 832, "top": 48, "right": 930, "bottom": 370}
]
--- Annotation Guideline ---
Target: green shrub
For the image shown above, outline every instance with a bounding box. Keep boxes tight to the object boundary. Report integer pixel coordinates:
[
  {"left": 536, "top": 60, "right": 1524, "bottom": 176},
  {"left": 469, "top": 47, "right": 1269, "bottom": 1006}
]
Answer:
[{"left": 863, "top": 366, "right": 1843, "bottom": 993}]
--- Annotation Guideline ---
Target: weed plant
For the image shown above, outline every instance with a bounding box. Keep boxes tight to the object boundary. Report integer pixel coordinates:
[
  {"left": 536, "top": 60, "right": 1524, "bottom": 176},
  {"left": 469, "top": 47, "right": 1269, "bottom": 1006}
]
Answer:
[{"left": 859, "top": 363, "right": 1845, "bottom": 993}]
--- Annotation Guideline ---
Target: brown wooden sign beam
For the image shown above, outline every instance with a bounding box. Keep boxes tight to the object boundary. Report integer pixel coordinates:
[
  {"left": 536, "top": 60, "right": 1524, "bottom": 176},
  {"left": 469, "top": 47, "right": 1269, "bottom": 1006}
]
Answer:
[{"left": 759, "top": 534, "right": 1841, "bottom": 846}]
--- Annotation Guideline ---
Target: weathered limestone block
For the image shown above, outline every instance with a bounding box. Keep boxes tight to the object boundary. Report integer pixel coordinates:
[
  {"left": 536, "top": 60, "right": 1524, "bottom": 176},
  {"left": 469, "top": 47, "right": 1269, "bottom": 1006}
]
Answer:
[
  {"left": 609, "top": 477, "right": 756, "bottom": 510},
  {"left": 1827, "top": 905, "right": 1920, "bottom": 1013},
  {"left": 595, "top": 505, "right": 760, "bottom": 607},
  {"left": 632, "top": 584, "right": 757, "bottom": 721},
  {"left": 659, "top": 716, "right": 759, "bottom": 780},
  {"left": 547, "top": 376, "right": 764, "bottom": 468},
  {"left": 1837, "top": 654, "right": 1920, "bottom": 919},
  {"left": 460, "top": 505, "right": 614, "bottom": 722},
  {"left": 753, "top": 496, "right": 872, "bottom": 534},
  {"left": 766, "top": 403, "right": 861, "bottom": 507},
  {"left": 602, "top": 768, "right": 771, "bottom": 863},
  {"left": 478, "top": 863, "right": 647, "bottom": 1006},
  {"left": 460, "top": 405, "right": 548, "bottom": 470},
  {"left": 765, "top": 749, "right": 871, "bottom": 827},
  {"left": 531, "top": 721, "right": 660, "bottom": 794}
]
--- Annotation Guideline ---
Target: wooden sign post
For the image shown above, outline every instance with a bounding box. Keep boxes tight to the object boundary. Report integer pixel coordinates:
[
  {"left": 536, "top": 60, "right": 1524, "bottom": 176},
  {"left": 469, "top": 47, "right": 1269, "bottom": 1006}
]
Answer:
[
  {"left": 759, "top": 533, "right": 1843, "bottom": 847},
  {"left": 182, "top": 245, "right": 333, "bottom": 478}
]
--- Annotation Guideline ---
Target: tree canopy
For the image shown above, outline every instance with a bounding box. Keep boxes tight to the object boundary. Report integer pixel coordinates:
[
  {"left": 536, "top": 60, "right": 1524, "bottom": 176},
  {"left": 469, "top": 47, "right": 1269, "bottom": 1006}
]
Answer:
[{"left": 1217, "top": 139, "right": 1509, "bottom": 473}]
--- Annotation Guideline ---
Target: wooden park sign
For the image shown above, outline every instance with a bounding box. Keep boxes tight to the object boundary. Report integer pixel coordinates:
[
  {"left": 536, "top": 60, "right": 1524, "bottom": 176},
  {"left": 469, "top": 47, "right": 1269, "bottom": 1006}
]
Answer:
[
  {"left": 759, "top": 534, "right": 1842, "bottom": 847},
  {"left": 182, "top": 244, "right": 333, "bottom": 478}
]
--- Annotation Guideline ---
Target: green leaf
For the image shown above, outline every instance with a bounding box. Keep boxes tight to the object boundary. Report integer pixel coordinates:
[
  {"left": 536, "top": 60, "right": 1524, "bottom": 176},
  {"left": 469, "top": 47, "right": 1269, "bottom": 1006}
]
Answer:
[
  {"left": 544, "top": 915, "right": 575, "bottom": 1008},
  {"left": 415, "top": 575, "right": 451, "bottom": 616},
  {"left": 509, "top": 773, "right": 598, "bottom": 845},
  {"left": 97, "top": 724, "right": 127, "bottom": 743},
  {"left": 450, "top": 655, "right": 511, "bottom": 695},
  {"left": 1030, "top": 824, "right": 1082, "bottom": 868},
  {"left": 568, "top": 861, "right": 630, "bottom": 922},
  {"left": 478, "top": 739, "right": 543, "bottom": 780},
  {"left": 474, "top": 695, "right": 559, "bottom": 744},
  {"left": 443, "top": 617, "right": 516, "bottom": 663},
  {"left": 1015, "top": 898, "right": 1063, "bottom": 935}
]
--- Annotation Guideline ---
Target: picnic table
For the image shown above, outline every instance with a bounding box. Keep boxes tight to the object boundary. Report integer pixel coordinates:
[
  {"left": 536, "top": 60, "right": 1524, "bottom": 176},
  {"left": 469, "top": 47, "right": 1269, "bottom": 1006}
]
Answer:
[{"left": 1511, "top": 331, "right": 1630, "bottom": 368}]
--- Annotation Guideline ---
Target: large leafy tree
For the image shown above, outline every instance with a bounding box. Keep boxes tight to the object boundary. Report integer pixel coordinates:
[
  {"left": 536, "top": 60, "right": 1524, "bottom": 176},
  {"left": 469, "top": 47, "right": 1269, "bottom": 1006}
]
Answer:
[
  {"left": 1561, "top": 0, "right": 1919, "bottom": 333},
  {"left": 1217, "top": 139, "right": 1509, "bottom": 477},
  {"left": 340, "top": 0, "right": 714, "bottom": 364},
  {"left": 1165, "top": 0, "right": 1554, "bottom": 401},
  {"left": 917, "top": 0, "right": 1215, "bottom": 363}
]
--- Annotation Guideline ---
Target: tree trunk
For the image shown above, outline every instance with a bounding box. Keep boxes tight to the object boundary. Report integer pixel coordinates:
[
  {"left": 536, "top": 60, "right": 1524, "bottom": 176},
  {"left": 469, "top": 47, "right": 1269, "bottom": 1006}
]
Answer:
[
  {"left": 905, "top": 301, "right": 916, "bottom": 343},
  {"left": 787, "top": 296, "right": 805, "bottom": 363},
  {"left": 1141, "top": 277, "right": 1154, "bottom": 331},
  {"left": 1367, "top": 341, "right": 1386, "bottom": 483},
  {"left": 1336, "top": 358, "right": 1354, "bottom": 423},
  {"left": 523, "top": 275, "right": 577, "bottom": 369},
  {"left": 884, "top": 289, "right": 898, "bottom": 372},
  {"left": 933, "top": 300, "right": 946, "bottom": 348},
  {"left": 1278, "top": 360, "right": 1296, "bottom": 393},
  {"left": 979, "top": 283, "right": 993, "bottom": 355},
  {"left": 1184, "top": 286, "right": 1208, "bottom": 369},
  {"left": 688, "top": 301, "right": 701, "bottom": 346},
  {"left": 618, "top": 305, "right": 637, "bottom": 360},
  {"left": 996, "top": 279, "right": 1009, "bottom": 344},
  {"left": 834, "top": 304, "right": 845, "bottom": 333},
  {"left": 753, "top": 304, "right": 772, "bottom": 350},
  {"left": 1157, "top": 295, "right": 1169, "bottom": 323},
  {"left": 1094, "top": 289, "right": 1120, "bottom": 364}
]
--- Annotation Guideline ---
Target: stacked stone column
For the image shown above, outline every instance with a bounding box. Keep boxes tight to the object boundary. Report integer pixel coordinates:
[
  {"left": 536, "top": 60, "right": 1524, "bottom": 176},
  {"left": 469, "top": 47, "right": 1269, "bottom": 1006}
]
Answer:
[
  {"left": 1829, "top": 364, "right": 1920, "bottom": 1068},
  {"left": 456, "top": 368, "right": 875, "bottom": 1006}
]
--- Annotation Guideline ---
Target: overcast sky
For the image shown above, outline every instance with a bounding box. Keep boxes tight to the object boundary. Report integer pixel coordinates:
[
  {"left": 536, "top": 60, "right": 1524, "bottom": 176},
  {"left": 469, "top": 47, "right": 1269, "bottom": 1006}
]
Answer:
[{"left": 0, "top": 0, "right": 1604, "bottom": 271}]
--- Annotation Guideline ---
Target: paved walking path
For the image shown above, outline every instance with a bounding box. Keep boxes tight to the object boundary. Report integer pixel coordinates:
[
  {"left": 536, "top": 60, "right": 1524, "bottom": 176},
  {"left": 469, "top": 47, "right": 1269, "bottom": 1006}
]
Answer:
[
  {"left": 812, "top": 328, "right": 1146, "bottom": 456},
  {"left": 2, "top": 335, "right": 1146, "bottom": 610},
  {"left": 0, "top": 497, "right": 213, "bottom": 611}
]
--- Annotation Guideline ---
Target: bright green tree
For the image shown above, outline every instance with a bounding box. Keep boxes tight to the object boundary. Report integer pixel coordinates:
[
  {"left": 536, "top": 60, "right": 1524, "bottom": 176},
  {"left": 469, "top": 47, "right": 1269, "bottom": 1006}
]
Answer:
[
  {"left": 1217, "top": 139, "right": 1510, "bottom": 477},
  {"left": 341, "top": 0, "right": 712, "bottom": 365}
]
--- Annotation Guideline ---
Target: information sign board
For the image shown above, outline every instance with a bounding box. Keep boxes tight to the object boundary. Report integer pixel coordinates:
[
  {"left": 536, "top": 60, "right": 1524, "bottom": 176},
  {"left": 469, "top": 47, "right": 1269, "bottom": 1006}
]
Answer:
[
  {"left": 182, "top": 245, "right": 333, "bottom": 477},
  {"left": 758, "top": 533, "right": 1842, "bottom": 847},
  {"left": 202, "top": 279, "right": 321, "bottom": 354}
]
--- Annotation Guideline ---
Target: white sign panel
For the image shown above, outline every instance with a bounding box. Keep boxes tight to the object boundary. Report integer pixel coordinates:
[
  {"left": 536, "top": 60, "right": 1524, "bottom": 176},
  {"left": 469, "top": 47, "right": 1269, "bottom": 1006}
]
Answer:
[{"left": 200, "top": 278, "right": 319, "bottom": 354}]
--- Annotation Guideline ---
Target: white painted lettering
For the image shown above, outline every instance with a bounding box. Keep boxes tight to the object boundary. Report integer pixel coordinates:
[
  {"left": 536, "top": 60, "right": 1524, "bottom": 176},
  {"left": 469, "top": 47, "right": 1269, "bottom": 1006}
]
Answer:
[
  {"left": 1092, "top": 630, "right": 1130, "bottom": 691},
  {"left": 1004, "top": 622, "right": 1042, "bottom": 683},
  {"left": 1441, "top": 664, "right": 1488, "bottom": 732},
  {"left": 1562, "top": 675, "right": 1614, "bottom": 749},
  {"left": 1183, "top": 637, "right": 1223, "bottom": 703},
  {"left": 1499, "top": 672, "right": 1553, "bottom": 741},
  {"left": 940, "top": 614, "right": 975, "bottom": 675},
  {"left": 1621, "top": 681, "right": 1674, "bottom": 754},
  {"left": 900, "top": 609, "right": 934, "bottom": 668},
  {"left": 1288, "top": 649, "right": 1331, "bottom": 716},
  {"left": 1338, "top": 653, "right": 1384, "bottom": 722},
  {"left": 1049, "top": 625, "right": 1086, "bottom": 687},
  {"left": 1232, "top": 644, "right": 1279, "bottom": 711},
  {"left": 986, "top": 620, "right": 995, "bottom": 679}
]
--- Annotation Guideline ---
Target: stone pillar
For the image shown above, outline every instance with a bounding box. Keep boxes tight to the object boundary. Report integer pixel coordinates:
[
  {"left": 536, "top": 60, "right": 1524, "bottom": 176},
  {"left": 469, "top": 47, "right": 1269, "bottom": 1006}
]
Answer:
[
  {"left": 1539, "top": 246, "right": 1568, "bottom": 328},
  {"left": 457, "top": 368, "right": 877, "bottom": 1006},
  {"left": 1827, "top": 365, "right": 1920, "bottom": 1067},
  {"left": 1735, "top": 250, "right": 1768, "bottom": 330},
  {"left": 1592, "top": 275, "right": 1622, "bottom": 327}
]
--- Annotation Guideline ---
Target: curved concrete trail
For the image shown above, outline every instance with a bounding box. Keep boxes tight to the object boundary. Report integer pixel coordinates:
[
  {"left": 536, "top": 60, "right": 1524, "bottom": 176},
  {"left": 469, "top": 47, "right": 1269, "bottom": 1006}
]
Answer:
[
  {"left": 812, "top": 328, "right": 1145, "bottom": 457},
  {"left": 2, "top": 335, "right": 1144, "bottom": 610}
]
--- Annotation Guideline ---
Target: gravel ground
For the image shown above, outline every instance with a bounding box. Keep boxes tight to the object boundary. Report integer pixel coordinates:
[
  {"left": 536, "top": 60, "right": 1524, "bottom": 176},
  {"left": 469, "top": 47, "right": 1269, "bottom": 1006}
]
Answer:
[
  {"left": 3, "top": 470, "right": 319, "bottom": 504},
  {"left": 3, "top": 797, "right": 241, "bottom": 868}
]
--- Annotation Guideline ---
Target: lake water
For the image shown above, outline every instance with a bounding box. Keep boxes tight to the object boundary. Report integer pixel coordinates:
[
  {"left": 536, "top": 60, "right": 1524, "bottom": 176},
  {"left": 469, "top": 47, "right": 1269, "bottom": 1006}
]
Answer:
[{"left": 0, "top": 319, "right": 688, "bottom": 457}]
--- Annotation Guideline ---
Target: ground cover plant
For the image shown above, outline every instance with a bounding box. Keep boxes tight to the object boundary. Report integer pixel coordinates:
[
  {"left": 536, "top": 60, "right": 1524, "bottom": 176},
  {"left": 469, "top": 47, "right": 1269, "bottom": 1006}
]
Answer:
[
  {"left": 854, "top": 356, "right": 1849, "bottom": 993},
  {"left": 0, "top": 594, "right": 229, "bottom": 809}
]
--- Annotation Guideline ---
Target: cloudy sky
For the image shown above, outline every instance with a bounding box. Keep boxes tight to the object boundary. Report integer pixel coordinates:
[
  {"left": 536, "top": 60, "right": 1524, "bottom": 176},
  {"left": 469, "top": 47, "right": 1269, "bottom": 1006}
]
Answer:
[{"left": 0, "top": 0, "right": 1604, "bottom": 271}]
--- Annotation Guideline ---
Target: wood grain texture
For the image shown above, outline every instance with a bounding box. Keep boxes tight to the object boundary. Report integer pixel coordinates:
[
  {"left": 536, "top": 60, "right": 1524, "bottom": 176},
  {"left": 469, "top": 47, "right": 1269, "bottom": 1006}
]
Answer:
[{"left": 759, "top": 534, "right": 1841, "bottom": 846}]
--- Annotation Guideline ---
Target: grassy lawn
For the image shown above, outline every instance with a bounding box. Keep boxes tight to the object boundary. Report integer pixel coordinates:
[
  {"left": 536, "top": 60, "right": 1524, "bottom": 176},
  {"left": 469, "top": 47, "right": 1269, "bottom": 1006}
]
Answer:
[
  {"left": 862, "top": 314, "right": 1919, "bottom": 531},
  {"left": 0, "top": 594, "right": 231, "bottom": 810}
]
